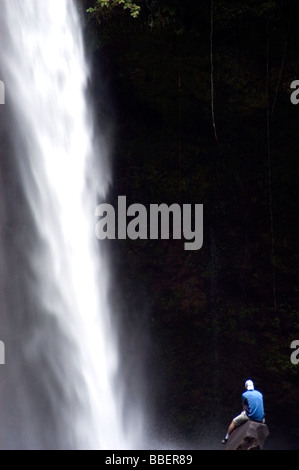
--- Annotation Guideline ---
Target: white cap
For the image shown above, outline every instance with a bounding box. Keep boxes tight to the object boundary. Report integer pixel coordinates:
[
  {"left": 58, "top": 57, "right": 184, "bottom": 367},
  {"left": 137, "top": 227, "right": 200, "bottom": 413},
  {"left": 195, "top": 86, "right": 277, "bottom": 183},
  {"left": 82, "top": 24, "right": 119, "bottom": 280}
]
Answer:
[{"left": 245, "top": 379, "right": 254, "bottom": 390}]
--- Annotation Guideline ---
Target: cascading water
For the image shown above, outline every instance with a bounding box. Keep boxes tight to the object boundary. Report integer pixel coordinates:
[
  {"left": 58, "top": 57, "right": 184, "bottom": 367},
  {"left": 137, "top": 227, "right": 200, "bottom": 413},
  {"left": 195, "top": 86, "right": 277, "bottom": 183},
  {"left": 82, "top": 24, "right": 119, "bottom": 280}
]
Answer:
[{"left": 0, "top": 0, "right": 138, "bottom": 449}]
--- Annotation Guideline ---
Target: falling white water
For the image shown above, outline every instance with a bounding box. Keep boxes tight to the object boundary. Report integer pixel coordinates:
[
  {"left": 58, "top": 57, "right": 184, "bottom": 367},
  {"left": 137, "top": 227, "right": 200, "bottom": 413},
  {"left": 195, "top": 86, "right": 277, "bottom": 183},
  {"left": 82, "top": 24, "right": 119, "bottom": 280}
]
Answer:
[{"left": 0, "top": 0, "right": 135, "bottom": 449}]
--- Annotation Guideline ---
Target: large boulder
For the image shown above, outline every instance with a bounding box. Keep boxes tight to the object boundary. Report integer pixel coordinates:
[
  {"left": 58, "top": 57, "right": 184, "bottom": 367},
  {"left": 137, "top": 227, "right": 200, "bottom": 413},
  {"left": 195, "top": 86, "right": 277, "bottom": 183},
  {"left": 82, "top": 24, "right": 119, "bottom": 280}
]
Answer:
[{"left": 225, "top": 420, "right": 269, "bottom": 450}]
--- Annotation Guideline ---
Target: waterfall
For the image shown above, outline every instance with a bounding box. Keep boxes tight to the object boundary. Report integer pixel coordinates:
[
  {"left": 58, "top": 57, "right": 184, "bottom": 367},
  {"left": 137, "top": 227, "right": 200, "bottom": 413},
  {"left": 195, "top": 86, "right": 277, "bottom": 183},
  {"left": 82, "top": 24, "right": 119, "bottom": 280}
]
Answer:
[{"left": 0, "top": 0, "right": 135, "bottom": 449}]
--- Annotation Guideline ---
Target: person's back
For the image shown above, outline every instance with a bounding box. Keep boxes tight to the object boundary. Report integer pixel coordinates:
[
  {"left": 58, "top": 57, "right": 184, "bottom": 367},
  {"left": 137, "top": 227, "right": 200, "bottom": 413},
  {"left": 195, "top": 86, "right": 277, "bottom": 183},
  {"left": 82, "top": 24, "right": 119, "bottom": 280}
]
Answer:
[
  {"left": 222, "top": 379, "right": 265, "bottom": 444},
  {"left": 242, "top": 389, "right": 264, "bottom": 422}
]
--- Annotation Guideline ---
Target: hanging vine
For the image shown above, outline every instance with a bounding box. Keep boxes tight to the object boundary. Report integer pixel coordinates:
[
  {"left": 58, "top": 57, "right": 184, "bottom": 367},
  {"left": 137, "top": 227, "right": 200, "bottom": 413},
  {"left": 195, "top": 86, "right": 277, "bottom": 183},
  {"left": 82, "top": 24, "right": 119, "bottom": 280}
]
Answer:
[
  {"left": 210, "top": 0, "right": 219, "bottom": 143},
  {"left": 266, "top": 6, "right": 277, "bottom": 316},
  {"left": 271, "top": 5, "right": 292, "bottom": 114}
]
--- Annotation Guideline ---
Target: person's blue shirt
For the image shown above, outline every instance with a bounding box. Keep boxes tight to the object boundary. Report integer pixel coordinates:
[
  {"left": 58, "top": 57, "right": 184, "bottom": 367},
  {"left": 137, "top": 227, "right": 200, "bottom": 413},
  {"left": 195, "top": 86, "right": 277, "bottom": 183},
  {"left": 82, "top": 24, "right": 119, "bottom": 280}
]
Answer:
[{"left": 242, "top": 390, "right": 265, "bottom": 422}]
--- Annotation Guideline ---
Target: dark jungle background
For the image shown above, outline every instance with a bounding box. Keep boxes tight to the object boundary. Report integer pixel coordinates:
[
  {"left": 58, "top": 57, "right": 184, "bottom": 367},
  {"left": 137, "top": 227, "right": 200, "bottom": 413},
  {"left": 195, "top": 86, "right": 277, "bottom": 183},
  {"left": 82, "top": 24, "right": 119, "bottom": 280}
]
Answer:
[{"left": 80, "top": 0, "right": 298, "bottom": 449}]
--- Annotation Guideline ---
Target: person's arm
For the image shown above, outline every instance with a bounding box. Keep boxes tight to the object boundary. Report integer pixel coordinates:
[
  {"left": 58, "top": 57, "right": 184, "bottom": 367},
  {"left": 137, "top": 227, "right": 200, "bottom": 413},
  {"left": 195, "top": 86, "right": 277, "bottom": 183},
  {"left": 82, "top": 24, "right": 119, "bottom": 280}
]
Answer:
[
  {"left": 242, "top": 393, "right": 249, "bottom": 411},
  {"left": 241, "top": 393, "right": 245, "bottom": 409}
]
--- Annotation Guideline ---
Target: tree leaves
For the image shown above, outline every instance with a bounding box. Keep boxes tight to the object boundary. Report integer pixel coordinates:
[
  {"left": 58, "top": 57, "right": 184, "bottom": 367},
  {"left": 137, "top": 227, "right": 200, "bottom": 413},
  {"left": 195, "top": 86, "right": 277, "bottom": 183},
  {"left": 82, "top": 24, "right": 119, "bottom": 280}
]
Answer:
[{"left": 87, "top": 0, "right": 141, "bottom": 21}]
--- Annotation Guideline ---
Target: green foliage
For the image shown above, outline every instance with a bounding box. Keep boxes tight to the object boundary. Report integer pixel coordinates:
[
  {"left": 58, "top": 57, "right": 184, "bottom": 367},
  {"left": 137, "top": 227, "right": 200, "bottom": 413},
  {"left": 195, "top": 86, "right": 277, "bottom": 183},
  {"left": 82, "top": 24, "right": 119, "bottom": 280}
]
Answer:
[
  {"left": 87, "top": 0, "right": 141, "bottom": 20},
  {"left": 86, "top": 0, "right": 186, "bottom": 33},
  {"left": 215, "top": 0, "right": 280, "bottom": 26},
  {"left": 147, "top": 3, "right": 179, "bottom": 30}
]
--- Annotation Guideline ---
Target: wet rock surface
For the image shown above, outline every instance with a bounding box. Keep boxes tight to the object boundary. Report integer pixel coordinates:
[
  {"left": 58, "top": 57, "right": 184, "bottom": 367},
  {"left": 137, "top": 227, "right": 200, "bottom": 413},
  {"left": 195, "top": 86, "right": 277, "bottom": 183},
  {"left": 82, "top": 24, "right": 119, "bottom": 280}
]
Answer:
[{"left": 225, "top": 421, "right": 269, "bottom": 450}]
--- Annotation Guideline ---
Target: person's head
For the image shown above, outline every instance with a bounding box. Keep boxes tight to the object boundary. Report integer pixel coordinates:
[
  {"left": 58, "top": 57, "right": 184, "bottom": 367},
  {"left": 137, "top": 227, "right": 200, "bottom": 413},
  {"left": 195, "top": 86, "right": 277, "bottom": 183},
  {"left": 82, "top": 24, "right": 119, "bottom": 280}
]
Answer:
[{"left": 245, "top": 379, "right": 254, "bottom": 391}]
